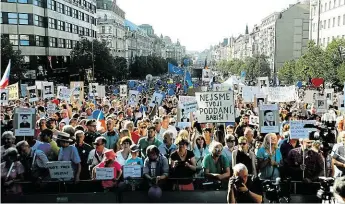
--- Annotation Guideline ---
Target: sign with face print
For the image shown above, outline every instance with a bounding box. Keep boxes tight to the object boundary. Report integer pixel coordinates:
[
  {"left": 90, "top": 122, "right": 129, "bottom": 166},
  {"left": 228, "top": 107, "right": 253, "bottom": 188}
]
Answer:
[
  {"left": 259, "top": 104, "right": 279, "bottom": 133},
  {"left": 120, "top": 85, "right": 127, "bottom": 97},
  {"left": 89, "top": 83, "right": 99, "bottom": 97},
  {"left": 43, "top": 82, "right": 54, "bottom": 99},
  {"left": 27, "top": 86, "right": 38, "bottom": 102},
  {"left": 70, "top": 81, "right": 84, "bottom": 101}
]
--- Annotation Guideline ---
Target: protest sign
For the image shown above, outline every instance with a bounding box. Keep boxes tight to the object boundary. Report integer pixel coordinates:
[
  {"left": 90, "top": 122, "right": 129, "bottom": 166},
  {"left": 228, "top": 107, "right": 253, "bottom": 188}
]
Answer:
[
  {"left": 195, "top": 91, "right": 235, "bottom": 123},
  {"left": 128, "top": 90, "right": 139, "bottom": 106},
  {"left": 257, "top": 77, "right": 269, "bottom": 88},
  {"left": 262, "top": 86, "right": 296, "bottom": 102},
  {"left": 259, "top": 104, "right": 279, "bottom": 133},
  {"left": 202, "top": 69, "right": 212, "bottom": 82},
  {"left": 70, "top": 81, "right": 84, "bottom": 101},
  {"left": 46, "top": 103, "right": 56, "bottom": 115},
  {"left": 149, "top": 92, "right": 164, "bottom": 107},
  {"left": 178, "top": 96, "right": 198, "bottom": 114},
  {"left": 249, "top": 115, "right": 259, "bottom": 126},
  {"left": 8, "top": 83, "right": 19, "bottom": 100},
  {"left": 27, "top": 86, "right": 38, "bottom": 102},
  {"left": 98, "top": 85, "right": 106, "bottom": 98},
  {"left": 57, "top": 86, "right": 71, "bottom": 101},
  {"left": 242, "top": 86, "right": 260, "bottom": 102},
  {"left": 95, "top": 168, "right": 114, "bottom": 180},
  {"left": 290, "top": 120, "right": 317, "bottom": 139},
  {"left": 123, "top": 165, "right": 142, "bottom": 178},
  {"left": 89, "top": 83, "right": 99, "bottom": 97},
  {"left": 47, "top": 161, "right": 74, "bottom": 179},
  {"left": 0, "top": 89, "right": 9, "bottom": 105},
  {"left": 20, "top": 84, "right": 28, "bottom": 98},
  {"left": 43, "top": 82, "right": 54, "bottom": 99},
  {"left": 14, "top": 108, "right": 36, "bottom": 136}
]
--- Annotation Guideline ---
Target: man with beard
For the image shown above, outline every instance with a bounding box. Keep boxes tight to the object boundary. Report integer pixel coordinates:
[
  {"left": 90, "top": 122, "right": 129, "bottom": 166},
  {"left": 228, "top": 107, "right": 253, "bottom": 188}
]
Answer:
[
  {"left": 235, "top": 114, "right": 250, "bottom": 138},
  {"left": 138, "top": 126, "right": 162, "bottom": 158}
]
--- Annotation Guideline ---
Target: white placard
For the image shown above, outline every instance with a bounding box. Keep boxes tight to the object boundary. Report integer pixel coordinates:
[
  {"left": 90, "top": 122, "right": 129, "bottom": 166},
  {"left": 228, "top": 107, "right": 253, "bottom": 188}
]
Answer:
[
  {"left": 290, "top": 120, "right": 317, "bottom": 139},
  {"left": 98, "top": 85, "right": 106, "bottom": 98},
  {"left": 316, "top": 99, "right": 327, "bottom": 113},
  {"left": 46, "top": 103, "right": 56, "bottom": 115},
  {"left": 195, "top": 91, "right": 235, "bottom": 123},
  {"left": 119, "top": 85, "right": 127, "bottom": 97},
  {"left": 304, "top": 90, "right": 318, "bottom": 103},
  {"left": 202, "top": 69, "right": 212, "bottom": 82},
  {"left": 27, "top": 86, "right": 38, "bottom": 102},
  {"left": 89, "top": 83, "right": 99, "bottom": 97},
  {"left": 338, "top": 94, "right": 344, "bottom": 109},
  {"left": 57, "top": 86, "right": 71, "bottom": 101},
  {"left": 47, "top": 161, "right": 74, "bottom": 179},
  {"left": 213, "top": 84, "right": 222, "bottom": 91},
  {"left": 8, "top": 83, "right": 19, "bottom": 100},
  {"left": 262, "top": 86, "right": 296, "bottom": 102},
  {"left": 257, "top": 77, "right": 269, "bottom": 88},
  {"left": 149, "top": 92, "right": 164, "bottom": 107},
  {"left": 0, "top": 89, "right": 9, "bottom": 105},
  {"left": 177, "top": 122, "right": 192, "bottom": 129},
  {"left": 14, "top": 108, "right": 36, "bottom": 136},
  {"left": 123, "top": 165, "right": 142, "bottom": 178},
  {"left": 249, "top": 115, "right": 259, "bottom": 126},
  {"left": 242, "top": 86, "right": 260, "bottom": 102},
  {"left": 128, "top": 90, "right": 139, "bottom": 106},
  {"left": 259, "top": 104, "right": 279, "bottom": 133},
  {"left": 95, "top": 167, "right": 114, "bottom": 180},
  {"left": 70, "top": 81, "right": 84, "bottom": 101},
  {"left": 43, "top": 82, "right": 54, "bottom": 99},
  {"left": 201, "top": 86, "right": 208, "bottom": 92}
]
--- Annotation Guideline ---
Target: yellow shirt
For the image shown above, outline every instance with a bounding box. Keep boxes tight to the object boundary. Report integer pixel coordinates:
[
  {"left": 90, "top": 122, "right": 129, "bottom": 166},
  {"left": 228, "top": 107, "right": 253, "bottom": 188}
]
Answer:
[{"left": 49, "top": 140, "right": 60, "bottom": 156}]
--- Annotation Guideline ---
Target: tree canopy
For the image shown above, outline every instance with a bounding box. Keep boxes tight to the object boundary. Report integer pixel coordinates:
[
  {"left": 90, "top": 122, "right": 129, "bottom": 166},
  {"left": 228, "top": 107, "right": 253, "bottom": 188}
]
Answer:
[{"left": 1, "top": 35, "right": 24, "bottom": 82}]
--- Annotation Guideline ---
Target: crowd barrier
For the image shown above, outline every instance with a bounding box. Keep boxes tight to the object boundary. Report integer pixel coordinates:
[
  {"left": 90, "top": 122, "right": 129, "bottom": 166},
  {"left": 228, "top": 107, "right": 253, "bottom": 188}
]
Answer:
[{"left": 2, "top": 178, "right": 322, "bottom": 203}]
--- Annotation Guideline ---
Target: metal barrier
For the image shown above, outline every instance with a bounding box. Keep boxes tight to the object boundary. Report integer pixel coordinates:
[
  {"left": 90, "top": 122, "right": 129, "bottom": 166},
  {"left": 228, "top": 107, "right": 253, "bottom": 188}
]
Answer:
[{"left": 2, "top": 178, "right": 321, "bottom": 203}]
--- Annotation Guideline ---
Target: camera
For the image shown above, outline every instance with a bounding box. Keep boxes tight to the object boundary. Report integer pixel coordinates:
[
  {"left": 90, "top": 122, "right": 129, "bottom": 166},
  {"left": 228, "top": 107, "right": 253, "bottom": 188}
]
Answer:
[
  {"left": 233, "top": 176, "right": 244, "bottom": 188},
  {"left": 262, "top": 177, "right": 291, "bottom": 203},
  {"left": 317, "top": 177, "right": 335, "bottom": 201}
]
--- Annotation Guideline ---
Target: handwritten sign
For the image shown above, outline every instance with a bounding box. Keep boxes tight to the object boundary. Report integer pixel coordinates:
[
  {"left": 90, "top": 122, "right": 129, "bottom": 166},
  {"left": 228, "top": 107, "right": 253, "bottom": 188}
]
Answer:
[
  {"left": 47, "top": 161, "right": 73, "bottom": 179},
  {"left": 290, "top": 120, "right": 317, "bottom": 139},
  {"left": 262, "top": 86, "right": 296, "bottom": 102},
  {"left": 195, "top": 91, "right": 235, "bottom": 123},
  {"left": 46, "top": 103, "right": 56, "bottom": 115},
  {"left": 123, "top": 165, "right": 142, "bottom": 178},
  {"left": 8, "top": 83, "right": 19, "bottom": 100},
  {"left": 95, "top": 168, "right": 114, "bottom": 180}
]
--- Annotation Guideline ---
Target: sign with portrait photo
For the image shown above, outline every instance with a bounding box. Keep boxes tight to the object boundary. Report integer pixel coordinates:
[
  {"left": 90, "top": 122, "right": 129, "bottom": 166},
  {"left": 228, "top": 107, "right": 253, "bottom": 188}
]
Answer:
[
  {"left": 8, "top": 83, "right": 19, "bottom": 100},
  {"left": 119, "top": 85, "right": 127, "bottom": 97},
  {"left": 249, "top": 115, "right": 259, "bottom": 127},
  {"left": 254, "top": 93, "right": 267, "bottom": 107},
  {"left": 195, "top": 91, "right": 235, "bottom": 123},
  {"left": 213, "top": 84, "right": 222, "bottom": 91},
  {"left": 202, "top": 69, "right": 212, "bottom": 82},
  {"left": 70, "top": 81, "right": 84, "bottom": 101},
  {"left": 128, "top": 90, "right": 139, "bottom": 106},
  {"left": 27, "top": 86, "right": 38, "bottom": 102},
  {"left": 43, "top": 82, "right": 54, "bottom": 99},
  {"left": 338, "top": 95, "right": 344, "bottom": 110},
  {"left": 257, "top": 77, "right": 269, "bottom": 88},
  {"left": 89, "top": 83, "right": 99, "bottom": 97},
  {"left": 0, "top": 89, "right": 9, "bottom": 106},
  {"left": 20, "top": 84, "right": 28, "bottom": 98},
  {"left": 304, "top": 90, "right": 319, "bottom": 103},
  {"left": 316, "top": 99, "right": 327, "bottom": 113},
  {"left": 259, "top": 104, "right": 279, "bottom": 133},
  {"left": 14, "top": 108, "right": 36, "bottom": 136},
  {"left": 149, "top": 92, "right": 164, "bottom": 107}
]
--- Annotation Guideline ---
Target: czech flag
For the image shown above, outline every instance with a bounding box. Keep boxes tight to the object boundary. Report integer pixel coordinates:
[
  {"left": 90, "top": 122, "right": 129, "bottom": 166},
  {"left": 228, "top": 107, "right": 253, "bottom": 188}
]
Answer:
[{"left": 0, "top": 60, "right": 11, "bottom": 89}]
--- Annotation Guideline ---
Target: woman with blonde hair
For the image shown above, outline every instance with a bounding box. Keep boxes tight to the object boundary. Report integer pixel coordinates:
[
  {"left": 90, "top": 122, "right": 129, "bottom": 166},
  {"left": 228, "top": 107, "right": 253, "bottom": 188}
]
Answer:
[
  {"left": 256, "top": 133, "right": 282, "bottom": 180},
  {"left": 114, "top": 129, "right": 131, "bottom": 152}
]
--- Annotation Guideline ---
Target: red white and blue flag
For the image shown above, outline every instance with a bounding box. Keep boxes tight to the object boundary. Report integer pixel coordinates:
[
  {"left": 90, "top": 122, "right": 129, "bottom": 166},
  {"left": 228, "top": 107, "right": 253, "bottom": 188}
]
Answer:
[{"left": 0, "top": 60, "right": 11, "bottom": 89}]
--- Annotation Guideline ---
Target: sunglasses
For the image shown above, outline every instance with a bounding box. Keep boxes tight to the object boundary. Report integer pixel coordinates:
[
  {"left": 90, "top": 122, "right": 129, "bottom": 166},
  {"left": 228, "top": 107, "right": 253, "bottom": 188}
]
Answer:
[
  {"left": 140, "top": 126, "right": 147, "bottom": 129},
  {"left": 240, "top": 143, "right": 247, "bottom": 145},
  {"left": 227, "top": 140, "right": 236, "bottom": 142},
  {"left": 89, "top": 125, "right": 97, "bottom": 127},
  {"left": 153, "top": 122, "right": 160, "bottom": 125}
]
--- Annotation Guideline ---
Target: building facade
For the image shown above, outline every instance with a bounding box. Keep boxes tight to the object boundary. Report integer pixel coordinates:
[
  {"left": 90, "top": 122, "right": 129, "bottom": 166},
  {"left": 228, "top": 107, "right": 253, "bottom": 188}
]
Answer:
[
  {"left": 1, "top": 0, "right": 97, "bottom": 80},
  {"left": 310, "top": 0, "right": 345, "bottom": 47},
  {"left": 96, "top": 0, "right": 126, "bottom": 58}
]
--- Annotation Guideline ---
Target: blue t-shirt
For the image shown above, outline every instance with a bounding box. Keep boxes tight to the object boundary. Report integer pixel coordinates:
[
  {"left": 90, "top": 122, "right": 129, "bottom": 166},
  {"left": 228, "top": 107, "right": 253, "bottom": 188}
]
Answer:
[
  {"left": 126, "top": 157, "right": 143, "bottom": 167},
  {"left": 256, "top": 147, "right": 282, "bottom": 180}
]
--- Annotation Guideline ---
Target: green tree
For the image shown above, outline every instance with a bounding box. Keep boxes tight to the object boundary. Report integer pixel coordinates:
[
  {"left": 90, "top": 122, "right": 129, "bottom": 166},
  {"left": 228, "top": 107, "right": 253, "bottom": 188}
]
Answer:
[
  {"left": 114, "top": 57, "right": 128, "bottom": 81},
  {"left": 70, "top": 39, "right": 115, "bottom": 83},
  {"left": 1, "top": 35, "right": 24, "bottom": 82},
  {"left": 243, "top": 54, "right": 270, "bottom": 80},
  {"left": 325, "top": 39, "right": 345, "bottom": 84},
  {"left": 295, "top": 41, "right": 331, "bottom": 81},
  {"left": 278, "top": 60, "right": 297, "bottom": 84}
]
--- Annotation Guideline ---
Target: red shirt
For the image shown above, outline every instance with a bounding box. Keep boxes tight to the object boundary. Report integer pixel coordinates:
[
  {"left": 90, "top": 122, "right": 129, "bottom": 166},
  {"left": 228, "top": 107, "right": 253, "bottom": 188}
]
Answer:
[
  {"left": 97, "top": 161, "right": 121, "bottom": 188},
  {"left": 131, "top": 132, "right": 140, "bottom": 144},
  {"left": 52, "top": 99, "right": 59, "bottom": 106}
]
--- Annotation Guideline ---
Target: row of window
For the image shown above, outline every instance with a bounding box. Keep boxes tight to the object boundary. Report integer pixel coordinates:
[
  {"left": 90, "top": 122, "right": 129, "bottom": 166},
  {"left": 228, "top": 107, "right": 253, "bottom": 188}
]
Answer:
[
  {"left": 6, "top": 34, "right": 78, "bottom": 49},
  {"left": 48, "top": 17, "right": 96, "bottom": 37},
  {"left": 48, "top": 0, "right": 96, "bottom": 25},
  {"left": 2, "top": 13, "right": 97, "bottom": 38},
  {"left": 312, "top": 0, "right": 345, "bottom": 15},
  {"left": 320, "top": 35, "right": 345, "bottom": 47},
  {"left": 313, "top": 14, "right": 345, "bottom": 31}
]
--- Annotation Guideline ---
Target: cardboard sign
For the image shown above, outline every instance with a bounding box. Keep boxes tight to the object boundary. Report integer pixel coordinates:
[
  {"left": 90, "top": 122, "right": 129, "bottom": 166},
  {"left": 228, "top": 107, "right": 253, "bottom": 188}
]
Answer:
[
  {"left": 8, "top": 83, "right": 19, "bottom": 100},
  {"left": 95, "top": 168, "right": 114, "bottom": 180},
  {"left": 262, "top": 86, "right": 296, "bottom": 102},
  {"left": 290, "top": 120, "right": 317, "bottom": 139},
  {"left": 123, "top": 165, "right": 142, "bottom": 178},
  {"left": 27, "top": 86, "right": 38, "bottom": 102},
  {"left": 195, "top": 91, "right": 235, "bottom": 123},
  {"left": 46, "top": 103, "right": 56, "bottom": 115},
  {"left": 70, "top": 81, "right": 84, "bottom": 101},
  {"left": 47, "top": 161, "right": 74, "bottom": 179},
  {"left": 119, "top": 85, "right": 127, "bottom": 97},
  {"left": 43, "top": 82, "right": 54, "bottom": 99},
  {"left": 14, "top": 108, "right": 36, "bottom": 136},
  {"left": 259, "top": 104, "right": 279, "bottom": 133},
  {"left": 89, "top": 83, "right": 99, "bottom": 97},
  {"left": 0, "top": 89, "right": 9, "bottom": 105}
]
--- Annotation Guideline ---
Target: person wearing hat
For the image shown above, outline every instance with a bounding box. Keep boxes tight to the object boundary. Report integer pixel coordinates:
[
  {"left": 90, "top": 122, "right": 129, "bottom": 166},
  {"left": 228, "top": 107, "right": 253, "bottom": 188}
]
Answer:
[
  {"left": 126, "top": 144, "right": 143, "bottom": 166},
  {"left": 87, "top": 136, "right": 108, "bottom": 173},
  {"left": 92, "top": 149, "right": 122, "bottom": 183},
  {"left": 57, "top": 131, "right": 81, "bottom": 182}
]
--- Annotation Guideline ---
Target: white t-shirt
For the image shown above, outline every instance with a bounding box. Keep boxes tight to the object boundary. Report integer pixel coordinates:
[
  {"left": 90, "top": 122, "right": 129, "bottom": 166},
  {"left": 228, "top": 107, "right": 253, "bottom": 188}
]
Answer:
[{"left": 116, "top": 150, "right": 131, "bottom": 166}]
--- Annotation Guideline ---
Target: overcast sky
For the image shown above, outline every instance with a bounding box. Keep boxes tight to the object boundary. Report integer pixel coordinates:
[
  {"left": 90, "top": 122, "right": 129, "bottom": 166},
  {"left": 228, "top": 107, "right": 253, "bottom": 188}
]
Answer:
[{"left": 117, "top": 0, "right": 299, "bottom": 52}]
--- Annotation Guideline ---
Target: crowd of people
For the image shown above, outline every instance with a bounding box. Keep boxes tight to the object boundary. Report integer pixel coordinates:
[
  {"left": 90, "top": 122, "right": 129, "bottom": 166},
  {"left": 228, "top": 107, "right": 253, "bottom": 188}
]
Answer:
[{"left": 1, "top": 76, "right": 345, "bottom": 203}]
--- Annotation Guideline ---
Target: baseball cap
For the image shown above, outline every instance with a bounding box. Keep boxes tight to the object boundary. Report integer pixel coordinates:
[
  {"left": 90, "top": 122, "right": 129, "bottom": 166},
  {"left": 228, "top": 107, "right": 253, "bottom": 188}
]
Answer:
[{"left": 130, "top": 144, "right": 140, "bottom": 152}]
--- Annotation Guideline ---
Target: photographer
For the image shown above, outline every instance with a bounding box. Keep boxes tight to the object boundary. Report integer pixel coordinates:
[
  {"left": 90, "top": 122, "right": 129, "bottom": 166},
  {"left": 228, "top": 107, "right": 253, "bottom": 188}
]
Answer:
[{"left": 227, "top": 163, "right": 262, "bottom": 203}]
